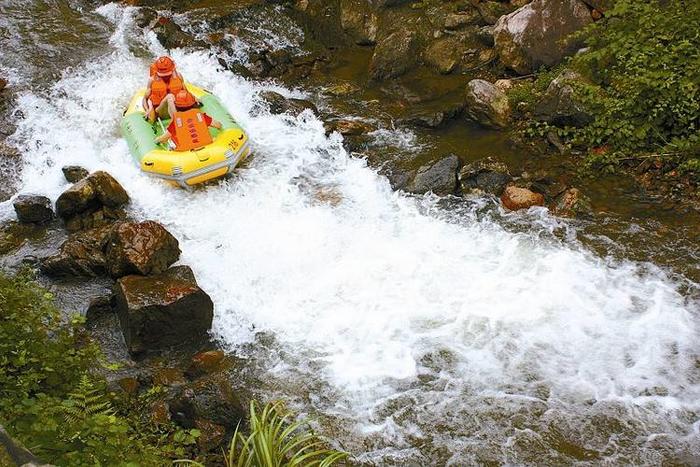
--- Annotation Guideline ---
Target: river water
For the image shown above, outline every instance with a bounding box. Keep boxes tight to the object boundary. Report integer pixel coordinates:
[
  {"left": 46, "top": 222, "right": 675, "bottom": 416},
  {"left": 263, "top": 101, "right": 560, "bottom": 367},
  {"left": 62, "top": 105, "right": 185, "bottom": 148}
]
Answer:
[{"left": 1, "top": 1, "right": 699, "bottom": 465}]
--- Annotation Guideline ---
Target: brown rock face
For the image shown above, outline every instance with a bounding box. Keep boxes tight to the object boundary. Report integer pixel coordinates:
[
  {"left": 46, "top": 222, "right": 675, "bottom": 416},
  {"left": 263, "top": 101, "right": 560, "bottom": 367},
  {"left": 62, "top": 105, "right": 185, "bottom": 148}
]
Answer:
[
  {"left": 114, "top": 266, "right": 214, "bottom": 356},
  {"left": 501, "top": 186, "right": 545, "bottom": 211},
  {"left": 105, "top": 221, "right": 181, "bottom": 278},
  {"left": 494, "top": 0, "right": 592, "bottom": 75},
  {"left": 40, "top": 225, "right": 115, "bottom": 277},
  {"left": 13, "top": 195, "right": 54, "bottom": 224}
]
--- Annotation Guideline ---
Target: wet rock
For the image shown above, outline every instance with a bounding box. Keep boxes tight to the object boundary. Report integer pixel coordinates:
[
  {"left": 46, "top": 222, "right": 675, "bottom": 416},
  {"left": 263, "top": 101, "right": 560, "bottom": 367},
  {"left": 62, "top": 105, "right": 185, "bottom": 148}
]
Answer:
[
  {"left": 62, "top": 165, "right": 89, "bottom": 183},
  {"left": 153, "top": 368, "right": 187, "bottom": 387},
  {"left": 340, "top": 0, "right": 379, "bottom": 45},
  {"left": 186, "top": 350, "right": 226, "bottom": 379},
  {"left": 444, "top": 11, "right": 480, "bottom": 30},
  {"left": 55, "top": 171, "right": 129, "bottom": 231},
  {"left": 534, "top": 69, "right": 592, "bottom": 128},
  {"left": 424, "top": 37, "right": 460, "bottom": 75},
  {"left": 324, "top": 118, "right": 375, "bottom": 137},
  {"left": 117, "top": 377, "right": 140, "bottom": 395},
  {"left": 369, "top": 30, "right": 419, "bottom": 81},
  {"left": 13, "top": 195, "right": 54, "bottom": 224},
  {"left": 500, "top": 185, "right": 545, "bottom": 211},
  {"left": 152, "top": 16, "right": 195, "bottom": 49},
  {"left": 85, "top": 294, "right": 113, "bottom": 323},
  {"left": 403, "top": 102, "right": 464, "bottom": 128},
  {"left": 40, "top": 225, "right": 114, "bottom": 278},
  {"left": 114, "top": 266, "right": 214, "bottom": 356},
  {"left": 464, "top": 79, "right": 511, "bottom": 129},
  {"left": 475, "top": 25, "right": 495, "bottom": 47},
  {"left": 0, "top": 77, "right": 7, "bottom": 92},
  {"left": 168, "top": 374, "right": 244, "bottom": 429},
  {"left": 104, "top": 221, "right": 180, "bottom": 278},
  {"left": 459, "top": 158, "right": 512, "bottom": 195},
  {"left": 258, "top": 91, "right": 318, "bottom": 117},
  {"left": 475, "top": 1, "right": 512, "bottom": 25},
  {"left": 552, "top": 187, "right": 592, "bottom": 217},
  {"left": 0, "top": 142, "right": 22, "bottom": 203},
  {"left": 195, "top": 419, "right": 227, "bottom": 452},
  {"left": 408, "top": 154, "right": 460, "bottom": 196},
  {"left": 494, "top": 0, "right": 592, "bottom": 75}
]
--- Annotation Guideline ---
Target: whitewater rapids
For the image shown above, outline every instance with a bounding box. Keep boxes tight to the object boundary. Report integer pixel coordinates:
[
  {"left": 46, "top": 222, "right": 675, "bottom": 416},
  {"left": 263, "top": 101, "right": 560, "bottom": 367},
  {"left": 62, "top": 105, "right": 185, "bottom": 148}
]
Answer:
[{"left": 1, "top": 3, "right": 698, "bottom": 464}]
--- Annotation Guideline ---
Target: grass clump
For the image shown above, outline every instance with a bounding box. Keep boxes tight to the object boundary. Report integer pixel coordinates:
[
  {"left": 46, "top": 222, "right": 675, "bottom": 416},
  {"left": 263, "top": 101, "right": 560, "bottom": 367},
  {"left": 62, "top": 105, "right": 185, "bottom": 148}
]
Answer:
[{"left": 178, "top": 400, "right": 348, "bottom": 467}]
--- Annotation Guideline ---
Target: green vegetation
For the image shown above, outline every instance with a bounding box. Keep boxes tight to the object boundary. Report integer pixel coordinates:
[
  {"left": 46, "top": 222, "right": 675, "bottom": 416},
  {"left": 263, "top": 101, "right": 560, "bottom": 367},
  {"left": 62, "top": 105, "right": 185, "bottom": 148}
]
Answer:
[
  {"left": 509, "top": 0, "right": 700, "bottom": 176},
  {"left": 178, "top": 401, "right": 348, "bottom": 467},
  {"left": 0, "top": 271, "right": 199, "bottom": 466}
]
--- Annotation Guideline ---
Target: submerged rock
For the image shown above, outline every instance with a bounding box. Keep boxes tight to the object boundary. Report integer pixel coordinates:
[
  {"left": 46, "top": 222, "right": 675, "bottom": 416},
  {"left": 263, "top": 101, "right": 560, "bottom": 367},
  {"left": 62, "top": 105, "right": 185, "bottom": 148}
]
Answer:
[
  {"left": 13, "top": 195, "right": 54, "bottom": 224},
  {"left": 459, "top": 158, "right": 512, "bottom": 195},
  {"left": 168, "top": 373, "right": 244, "bottom": 429},
  {"left": 534, "top": 69, "right": 592, "bottom": 128},
  {"left": 552, "top": 187, "right": 592, "bottom": 217},
  {"left": 105, "top": 220, "right": 181, "bottom": 278},
  {"left": 114, "top": 266, "right": 213, "bottom": 356},
  {"left": 501, "top": 185, "right": 545, "bottom": 211},
  {"left": 186, "top": 350, "right": 226, "bottom": 379},
  {"left": 62, "top": 165, "right": 89, "bottom": 183},
  {"left": 464, "top": 79, "right": 511, "bottom": 129},
  {"left": 494, "top": 0, "right": 592, "bottom": 75},
  {"left": 408, "top": 155, "right": 460, "bottom": 196}
]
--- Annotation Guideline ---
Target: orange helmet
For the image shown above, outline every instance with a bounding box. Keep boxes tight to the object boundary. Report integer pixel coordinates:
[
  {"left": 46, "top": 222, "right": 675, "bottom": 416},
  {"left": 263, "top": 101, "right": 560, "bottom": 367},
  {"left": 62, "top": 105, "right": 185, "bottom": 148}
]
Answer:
[
  {"left": 154, "top": 56, "right": 175, "bottom": 77},
  {"left": 174, "top": 89, "right": 196, "bottom": 109}
]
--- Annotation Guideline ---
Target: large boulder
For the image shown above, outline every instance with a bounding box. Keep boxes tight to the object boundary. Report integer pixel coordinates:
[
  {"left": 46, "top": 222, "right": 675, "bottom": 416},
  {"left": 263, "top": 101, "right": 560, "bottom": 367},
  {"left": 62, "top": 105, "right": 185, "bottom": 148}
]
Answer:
[
  {"left": 494, "top": 0, "right": 592, "bottom": 75},
  {"left": 408, "top": 155, "right": 460, "bottom": 196},
  {"left": 501, "top": 186, "right": 545, "bottom": 211},
  {"left": 459, "top": 158, "right": 512, "bottom": 195},
  {"left": 55, "top": 171, "right": 129, "bottom": 231},
  {"left": 464, "top": 79, "right": 511, "bottom": 129},
  {"left": 13, "top": 195, "right": 54, "bottom": 224},
  {"left": 534, "top": 69, "right": 592, "bottom": 127},
  {"left": 369, "top": 30, "right": 419, "bottom": 81},
  {"left": 104, "top": 221, "right": 181, "bottom": 278},
  {"left": 40, "top": 225, "right": 114, "bottom": 277},
  {"left": 114, "top": 266, "right": 214, "bottom": 355}
]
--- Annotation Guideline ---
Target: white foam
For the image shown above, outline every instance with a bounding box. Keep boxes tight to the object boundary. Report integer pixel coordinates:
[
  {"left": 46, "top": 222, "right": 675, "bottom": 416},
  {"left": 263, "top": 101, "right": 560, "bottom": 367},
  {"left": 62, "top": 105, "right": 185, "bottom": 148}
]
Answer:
[{"left": 6, "top": 3, "right": 699, "bottom": 462}]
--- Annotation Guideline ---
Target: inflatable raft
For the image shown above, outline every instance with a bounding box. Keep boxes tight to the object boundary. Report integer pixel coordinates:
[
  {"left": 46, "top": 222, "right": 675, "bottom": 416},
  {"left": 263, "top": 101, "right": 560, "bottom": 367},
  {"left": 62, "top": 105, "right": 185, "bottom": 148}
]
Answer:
[{"left": 121, "top": 83, "right": 251, "bottom": 188}]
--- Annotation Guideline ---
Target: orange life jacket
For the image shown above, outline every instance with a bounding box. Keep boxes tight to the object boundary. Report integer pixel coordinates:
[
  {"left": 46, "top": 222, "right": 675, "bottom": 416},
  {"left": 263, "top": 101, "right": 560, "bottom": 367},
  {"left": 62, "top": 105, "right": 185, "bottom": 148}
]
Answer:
[
  {"left": 172, "top": 109, "right": 213, "bottom": 151},
  {"left": 150, "top": 72, "right": 184, "bottom": 106}
]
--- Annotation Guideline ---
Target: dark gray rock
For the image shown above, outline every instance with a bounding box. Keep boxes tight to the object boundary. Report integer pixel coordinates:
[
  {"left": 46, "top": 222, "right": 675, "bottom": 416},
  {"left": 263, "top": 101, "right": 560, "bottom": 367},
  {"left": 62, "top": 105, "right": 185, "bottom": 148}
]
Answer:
[
  {"left": 114, "top": 266, "right": 214, "bottom": 356},
  {"left": 13, "top": 195, "right": 54, "bottom": 224},
  {"left": 408, "top": 155, "right": 460, "bottom": 196},
  {"left": 55, "top": 171, "right": 129, "bottom": 232},
  {"left": 40, "top": 225, "right": 114, "bottom": 278},
  {"left": 459, "top": 158, "right": 512, "bottom": 195}
]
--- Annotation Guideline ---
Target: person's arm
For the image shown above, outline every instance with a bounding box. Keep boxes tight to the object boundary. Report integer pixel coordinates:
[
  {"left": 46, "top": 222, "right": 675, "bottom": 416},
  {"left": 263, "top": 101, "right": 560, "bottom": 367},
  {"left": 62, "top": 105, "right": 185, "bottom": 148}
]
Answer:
[
  {"left": 155, "top": 130, "right": 171, "bottom": 144},
  {"left": 142, "top": 78, "right": 154, "bottom": 110},
  {"left": 210, "top": 119, "right": 222, "bottom": 130}
]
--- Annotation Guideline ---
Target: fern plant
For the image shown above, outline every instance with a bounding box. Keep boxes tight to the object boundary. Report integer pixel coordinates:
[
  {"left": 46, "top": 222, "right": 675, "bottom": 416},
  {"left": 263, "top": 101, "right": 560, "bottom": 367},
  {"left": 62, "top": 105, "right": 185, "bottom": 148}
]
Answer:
[
  {"left": 176, "top": 400, "right": 348, "bottom": 467},
  {"left": 61, "top": 375, "right": 114, "bottom": 425}
]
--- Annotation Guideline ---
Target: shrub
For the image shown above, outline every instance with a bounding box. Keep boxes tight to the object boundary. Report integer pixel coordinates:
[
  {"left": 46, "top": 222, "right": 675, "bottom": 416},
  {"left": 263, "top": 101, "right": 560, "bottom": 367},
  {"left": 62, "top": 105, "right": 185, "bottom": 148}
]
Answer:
[{"left": 0, "top": 271, "right": 197, "bottom": 466}]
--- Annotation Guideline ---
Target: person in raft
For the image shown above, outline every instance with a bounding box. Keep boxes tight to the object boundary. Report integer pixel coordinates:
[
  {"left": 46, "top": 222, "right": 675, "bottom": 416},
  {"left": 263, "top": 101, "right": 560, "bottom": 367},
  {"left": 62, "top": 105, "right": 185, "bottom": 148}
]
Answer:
[
  {"left": 143, "top": 55, "right": 185, "bottom": 123},
  {"left": 154, "top": 89, "right": 222, "bottom": 151}
]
